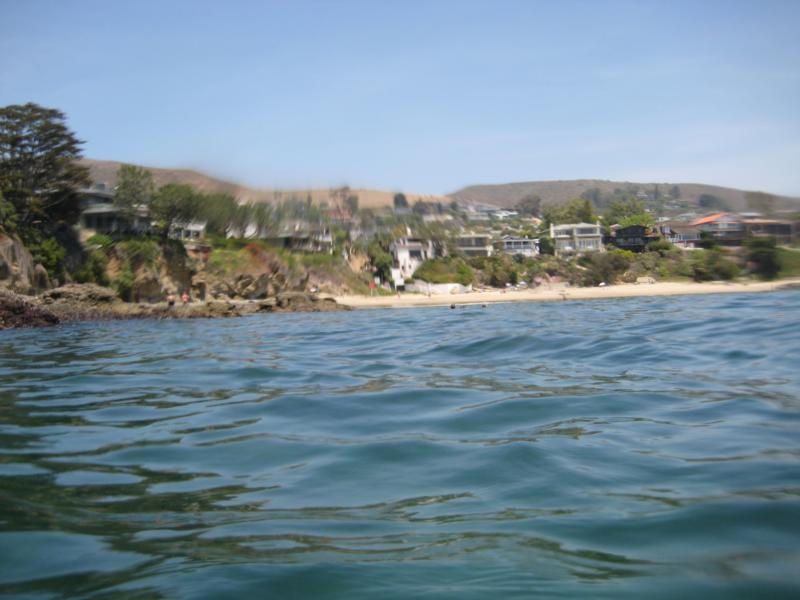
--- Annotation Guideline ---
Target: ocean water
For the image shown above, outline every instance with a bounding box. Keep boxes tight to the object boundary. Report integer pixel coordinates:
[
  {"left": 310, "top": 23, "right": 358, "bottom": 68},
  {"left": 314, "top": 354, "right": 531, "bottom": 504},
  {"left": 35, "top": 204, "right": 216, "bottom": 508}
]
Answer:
[{"left": 1, "top": 291, "right": 799, "bottom": 599}]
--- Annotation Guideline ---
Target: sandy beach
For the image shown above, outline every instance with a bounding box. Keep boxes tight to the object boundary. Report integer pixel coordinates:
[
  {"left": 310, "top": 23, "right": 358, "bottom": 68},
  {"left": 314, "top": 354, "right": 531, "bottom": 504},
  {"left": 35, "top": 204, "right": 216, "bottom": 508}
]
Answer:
[{"left": 333, "top": 278, "right": 800, "bottom": 309}]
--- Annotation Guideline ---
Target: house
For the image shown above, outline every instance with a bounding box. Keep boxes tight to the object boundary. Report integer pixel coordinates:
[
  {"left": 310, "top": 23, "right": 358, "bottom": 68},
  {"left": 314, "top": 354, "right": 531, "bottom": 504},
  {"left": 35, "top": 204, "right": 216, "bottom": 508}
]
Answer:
[
  {"left": 79, "top": 184, "right": 152, "bottom": 235},
  {"left": 741, "top": 218, "right": 795, "bottom": 245},
  {"left": 658, "top": 222, "right": 701, "bottom": 248},
  {"left": 170, "top": 220, "right": 207, "bottom": 240},
  {"left": 692, "top": 213, "right": 743, "bottom": 245},
  {"left": 272, "top": 229, "right": 333, "bottom": 253},
  {"left": 457, "top": 233, "right": 494, "bottom": 257},
  {"left": 550, "top": 223, "right": 603, "bottom": 256},
  {"left": 501, "top": 236, "right": 539, "bottom": 257},
  {"left": 422, "top": 213, "right": 454, "bottom": 224},
  {"left": 390, "top": 237, "right": 436, "bottom": 282},
  {"left": 491, "top": 209, "right": 519, "bottom": 220},
  {"left": 610, "top": 225, "right": 660, "bottom": 252}
]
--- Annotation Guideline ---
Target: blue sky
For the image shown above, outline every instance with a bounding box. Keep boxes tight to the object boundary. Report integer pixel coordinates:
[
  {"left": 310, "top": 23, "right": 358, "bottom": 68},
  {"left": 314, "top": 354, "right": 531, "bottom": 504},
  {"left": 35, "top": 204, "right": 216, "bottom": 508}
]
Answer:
[{"left": 2, "top": 0, "right": 799, "bottom": 195}]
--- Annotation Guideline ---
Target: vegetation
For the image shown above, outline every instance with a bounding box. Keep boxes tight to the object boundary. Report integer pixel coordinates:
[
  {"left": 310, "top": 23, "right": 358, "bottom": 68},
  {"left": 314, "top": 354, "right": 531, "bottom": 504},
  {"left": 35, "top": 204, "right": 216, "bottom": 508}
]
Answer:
[
  {"left": 514, "top": 193, "right": 542, "bottom": 216},
  {"left": 604, "top": 197, "right": 652, "bottom": 227},
  {"left": 744, "top": 237, "right": 780, "bottom": 280},
  {"left": 777, "top": 248, "right": 800, "bottom": 278},
  {"left": 0, "top": 103, "right": 90, "bottom": 230},
  {"left": 114, "top": 164, "right": 154, "bottom": 221},
  {"left": 414, "top": 257, "right": 473, "bottom": 286},
  {"left": 578, "top": 250, "right": 632, "bottom": 286},
  {"left": 542, "top": 198, "right": 596, "bottom": 226},
  {"left": 689, "top": 249, "right": 740, "bottom": 281}
]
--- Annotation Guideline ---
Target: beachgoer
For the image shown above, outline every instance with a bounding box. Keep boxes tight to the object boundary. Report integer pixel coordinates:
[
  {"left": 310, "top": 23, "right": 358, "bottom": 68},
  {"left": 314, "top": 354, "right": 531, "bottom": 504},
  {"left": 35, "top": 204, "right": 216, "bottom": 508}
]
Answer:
[
  {"left": 167, "top": 293, "right": 176, "bottom": 307},
  {"left": 181, "top": 292, "right": 190, "bottom": 304}
]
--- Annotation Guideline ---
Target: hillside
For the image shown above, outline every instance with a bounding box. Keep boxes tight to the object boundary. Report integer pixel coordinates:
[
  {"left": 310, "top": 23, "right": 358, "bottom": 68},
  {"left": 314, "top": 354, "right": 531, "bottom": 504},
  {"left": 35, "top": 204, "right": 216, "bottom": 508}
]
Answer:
[
  {"left": 81, "top": 159, "right": 448, "bottom": 209},
  {"left": 450, "top": 179, "right": 800, "bottom": 212},
  {"left": 82, "top": 159, "right": 800, "bottom": 214}
]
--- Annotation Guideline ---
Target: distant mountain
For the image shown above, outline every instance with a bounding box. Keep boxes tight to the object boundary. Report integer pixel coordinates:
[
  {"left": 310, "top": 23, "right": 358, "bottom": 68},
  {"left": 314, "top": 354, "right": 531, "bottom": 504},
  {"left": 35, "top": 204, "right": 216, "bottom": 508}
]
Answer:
[
  {"left": 80, "top": 159, "right": 448, "bottom": 209},
  {"left": 450, "top": 179, "right": 800, "bottom": 213},
  {"left": 81, "top": 160, "right": 800, "bottom": 214}
]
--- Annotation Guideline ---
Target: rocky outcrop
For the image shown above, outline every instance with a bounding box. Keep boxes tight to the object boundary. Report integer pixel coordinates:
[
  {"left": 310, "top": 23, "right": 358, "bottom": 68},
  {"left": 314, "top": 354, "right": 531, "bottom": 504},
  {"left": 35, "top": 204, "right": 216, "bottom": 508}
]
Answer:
[
  {"left": 6, "top": 283, "right": 348, "bottom": 328},
  {"left": 0, "top": 289, "right": 60, "bottom": 329},
  {"left": 0, "top": 235, "right": 37, "bottom": 294},
  {"left": 42, "top": 283, "right": 118, "bottom": 305}
]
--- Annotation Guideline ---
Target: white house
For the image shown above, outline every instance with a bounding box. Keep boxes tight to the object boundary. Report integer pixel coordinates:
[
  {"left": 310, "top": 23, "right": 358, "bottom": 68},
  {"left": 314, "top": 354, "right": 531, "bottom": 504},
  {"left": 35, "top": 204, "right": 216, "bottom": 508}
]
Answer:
[
  {"left": 550, "top": 223, "right": 603, "bottom": 256},
  {"left": 502, "top": 236, "right": 539, "bottom": 257},
  {"left": 170, "top": 220, "right": 207, "bottom": 240},
  {"left": 390, "top": 237, "right": 436, "bottom": 282}
]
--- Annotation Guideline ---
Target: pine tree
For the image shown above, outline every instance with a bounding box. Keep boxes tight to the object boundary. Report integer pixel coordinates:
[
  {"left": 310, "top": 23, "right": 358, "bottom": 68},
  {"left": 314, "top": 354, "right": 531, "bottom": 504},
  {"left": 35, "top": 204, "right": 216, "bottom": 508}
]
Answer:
[{"left": 0, "top": 103, "right": 90, "bottom": 230}]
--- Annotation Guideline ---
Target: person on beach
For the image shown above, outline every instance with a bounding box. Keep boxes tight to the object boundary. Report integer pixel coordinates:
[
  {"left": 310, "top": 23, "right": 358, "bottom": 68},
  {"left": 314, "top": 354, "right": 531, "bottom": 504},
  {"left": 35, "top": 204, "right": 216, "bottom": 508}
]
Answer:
[
  {"left": 181, "top": 292, "right": 190, "bottom": 305},
  {"left": 166, "top": 292, "right": 176, "bottom": 307}
]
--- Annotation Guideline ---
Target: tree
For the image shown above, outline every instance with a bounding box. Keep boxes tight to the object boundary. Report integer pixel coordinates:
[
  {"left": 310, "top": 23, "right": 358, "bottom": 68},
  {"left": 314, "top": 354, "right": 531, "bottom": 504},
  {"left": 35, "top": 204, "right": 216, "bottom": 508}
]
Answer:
[
  {"left": 618, "top": 213, "right": 655, "bottom": 228},
  {"left": 0, "top": 102, "right": 90, "bottom": 229},
  {"left": 150, "top": 184, "right": 200, "bottom": 237},
  {"left": 698, "top": 194, "right": 725, "bottom": 210},
  {"left": 542, "top": 198, "right": 597, "bottom": 226},
  {"left": 745, "top": 236, "right": 780, "bottom": 280},
  {"left": 538, "top": 235, "right": 555, "bottom": 255},
  {"left": 199, "top": 192, "right": 238, "bottom": 235},
  {"left": 393, "top": 193, "right": 409, "bottom": 210},
  {"left": 669, "top": 185, "right": 681, "bottom": 200},
  {"left": 114, "top": 164, "right": 154, "bottom": 223},
  {"left": 580, "top": 187, "right": 604, "bottom": 207},
  {"left": 514, "top": 193, "right": 542, "bottom": 216},
  {"left": 603, "top": 196, "right": 648, "bottom": 225},
  {"left": 344, "top": 194, "right": 359, "bottom": 214},
  {"left": 0, "top": 190, "right": 17, "bottom": 233}
]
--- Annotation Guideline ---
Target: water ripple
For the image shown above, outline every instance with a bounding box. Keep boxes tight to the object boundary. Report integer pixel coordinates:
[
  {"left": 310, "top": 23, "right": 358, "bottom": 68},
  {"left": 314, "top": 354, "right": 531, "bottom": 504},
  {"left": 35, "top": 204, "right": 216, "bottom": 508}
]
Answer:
[{"left": 1, "top": 291, "right": 800, "bottom": 598}]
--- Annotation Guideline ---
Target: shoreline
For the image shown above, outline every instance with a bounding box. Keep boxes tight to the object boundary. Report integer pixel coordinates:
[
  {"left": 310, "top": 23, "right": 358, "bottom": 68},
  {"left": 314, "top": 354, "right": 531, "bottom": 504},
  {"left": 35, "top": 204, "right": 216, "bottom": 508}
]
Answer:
[
  {"left": 332, "top": 278, "right": 800, "bottom": 309},
  {"left": 1, "top": 286, "right": 347, "bottom": 330}
]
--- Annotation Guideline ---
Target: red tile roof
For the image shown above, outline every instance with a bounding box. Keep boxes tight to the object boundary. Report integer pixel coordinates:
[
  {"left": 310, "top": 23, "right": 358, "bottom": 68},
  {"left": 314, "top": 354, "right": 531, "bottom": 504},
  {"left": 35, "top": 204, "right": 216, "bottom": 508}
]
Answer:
[{"left": 692, "top": 213, "right": 728, "bottom": 226}]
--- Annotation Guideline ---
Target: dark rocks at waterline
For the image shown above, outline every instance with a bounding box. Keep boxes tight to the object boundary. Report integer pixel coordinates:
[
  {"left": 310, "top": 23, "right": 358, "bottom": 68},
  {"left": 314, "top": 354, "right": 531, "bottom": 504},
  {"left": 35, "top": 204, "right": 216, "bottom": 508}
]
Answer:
[
  {"left": 0, "top": 289, "right": 61, "bottom": 329},
  {"left": 1, "top": 284, "right": 348, "bottom": 329}
]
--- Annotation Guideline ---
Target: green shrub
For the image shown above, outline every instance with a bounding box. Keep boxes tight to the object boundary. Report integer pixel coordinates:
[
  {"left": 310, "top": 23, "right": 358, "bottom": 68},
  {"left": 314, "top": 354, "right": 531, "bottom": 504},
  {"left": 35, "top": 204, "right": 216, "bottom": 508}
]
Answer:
[
  {"left": 646, "top": 239, "right": 673, "bottom": 255},
  {"left": 744, "top": 237, "right": 780, "bottom": 280},
  {"left": 117, "top": 239, "right": 160, "bottom": 267},
  {"left": 113, "top": 264, "right": 135, "bottom": 301},
  {"left": 777, "top": 248, "right": 800, "bottom": 278},
  {"left": 414, "top": 257, "right": 474, "bottom": 285},
  {"left": 581, "top": 250, "right": 632, "bottom": 286},
  {"left": 73, "top": 249, "right": 109, "bottom": 285},
  {"left": 23, "top": 234, "right": 67, "bottom": 281},
  {"left": 86, "top": 233, "right": 113, "bottom": 251},
  {"left": 691, "top": 249, "right": 740, "bottom": 281}
]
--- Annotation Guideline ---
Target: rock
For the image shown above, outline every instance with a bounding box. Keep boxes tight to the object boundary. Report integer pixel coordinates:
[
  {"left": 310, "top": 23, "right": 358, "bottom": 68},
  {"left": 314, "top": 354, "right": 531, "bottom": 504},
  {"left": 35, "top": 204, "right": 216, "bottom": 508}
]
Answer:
[
  {"left": 209, "top": 280, "right": 236, "bottom": 299},
  {"left": 131, "top": 274, "right": 163, "bottom": 303},
  {"left": 42, "top": 283, "right": 119, "bottom": 305},
  {"left": 234, "top": 274, "right": 254, "bottom": 297},
  {"left": 274, "top": 291, "right": 348, "bottom": 312},
  {"left": 33, "top": 264, "right": 50, "bottom": 293},
  {"left": 241, "top": 272, "right": 272, "bottom": 299},
  {"left": 0, "top": 235, "right": 36, "bottom": 294},
  {"left": 0, "top": 289, "right": 60, "bottom": 329}
]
